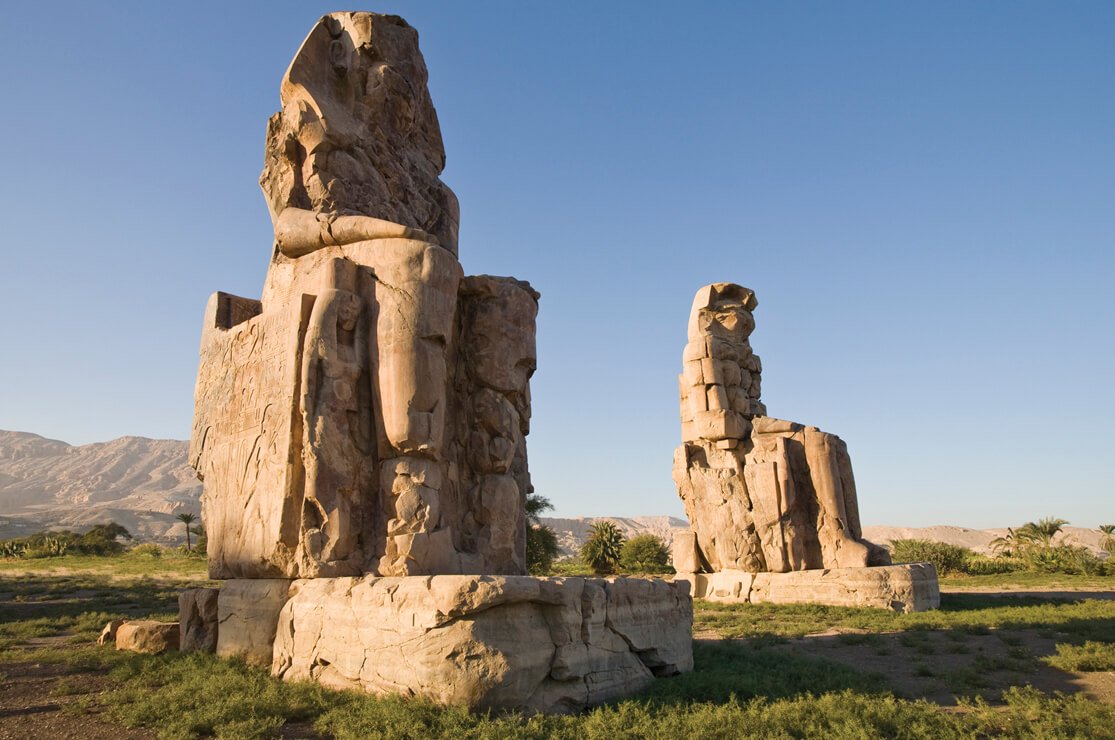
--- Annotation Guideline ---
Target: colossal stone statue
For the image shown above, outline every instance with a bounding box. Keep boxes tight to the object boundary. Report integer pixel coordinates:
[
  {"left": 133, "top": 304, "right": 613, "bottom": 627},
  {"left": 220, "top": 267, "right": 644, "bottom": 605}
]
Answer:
[
  {"left": 672, "top": 283, "right": 940, "bottom": 612},
  {"left": 673, "top": 283, "right": 889, "bottom": 573},
  {"left": 183, "top": 12, "right": 694, "bottom": 710},
  {"left": 189, "top": 13, "right": 533, "bottom": 579}
]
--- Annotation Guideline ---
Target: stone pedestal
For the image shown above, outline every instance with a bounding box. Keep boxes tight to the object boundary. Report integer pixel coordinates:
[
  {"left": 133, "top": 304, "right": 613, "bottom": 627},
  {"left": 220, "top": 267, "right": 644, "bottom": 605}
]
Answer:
[
  {"left": 213, "top": 575, "right": 693, "bottom": 713},
  {"left": 676, "top": 563, "right": 939, "bottom": 613}
]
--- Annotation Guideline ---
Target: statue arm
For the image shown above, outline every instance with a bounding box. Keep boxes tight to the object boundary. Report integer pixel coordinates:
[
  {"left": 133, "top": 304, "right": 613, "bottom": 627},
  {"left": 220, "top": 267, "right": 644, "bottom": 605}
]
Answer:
[{"left": 275, "top": 208, "right": 436, "bottom": 257}]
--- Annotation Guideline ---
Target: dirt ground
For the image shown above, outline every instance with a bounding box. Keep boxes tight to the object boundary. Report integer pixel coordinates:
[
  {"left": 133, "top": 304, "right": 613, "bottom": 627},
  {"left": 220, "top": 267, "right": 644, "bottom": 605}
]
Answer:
[
  {"left": 776, "top": 626, "right": 1115, "bottom": 706},
  {"left": 0, "top": 654, "right": 154, "bottom": 740}
]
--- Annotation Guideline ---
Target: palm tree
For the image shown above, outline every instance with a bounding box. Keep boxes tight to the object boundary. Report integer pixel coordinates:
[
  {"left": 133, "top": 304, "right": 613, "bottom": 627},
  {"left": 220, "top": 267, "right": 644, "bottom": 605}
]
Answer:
[
  {"left": 1018, "top": 517, "right": 1069, "bottom": 549},
  {"left": 581, "top": 521, "right": 626, "bottom": 575},
  {"left": 1100, "top": 524, "right": 1115, "bottom": 554},
  {"left": 176, "top": 512, "right": 197, "bottom": 552}
]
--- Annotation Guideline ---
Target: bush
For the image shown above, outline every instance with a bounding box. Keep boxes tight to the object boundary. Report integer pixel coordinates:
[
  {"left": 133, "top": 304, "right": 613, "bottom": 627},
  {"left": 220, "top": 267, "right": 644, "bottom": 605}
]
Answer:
[
  {"left": 581, "top": 521, "right": 626, "bottom": 575},
  {"left": 620, "top": 534, "right": 671, "bottom": 573},
  {"left": 962, "top": 554, "right": 1025, "bottom": 576},
  {"left": 889, "top": 539, "right": 974, "bottom": 576},
  {"left": 526, "top": 524, "right": 560, "bottom": 575},
  {"left": 130, "top": 543, "right": 163, "bottom": 558},
  {"left": 1021, "top": 545, "right": 1109, "bottom": 576}
]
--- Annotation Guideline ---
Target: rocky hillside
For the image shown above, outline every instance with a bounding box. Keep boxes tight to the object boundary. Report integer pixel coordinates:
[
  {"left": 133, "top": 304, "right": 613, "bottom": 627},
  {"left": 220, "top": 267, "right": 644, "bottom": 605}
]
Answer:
[{"left": 0, "top": 430, "right": 201, "bottom": 542}]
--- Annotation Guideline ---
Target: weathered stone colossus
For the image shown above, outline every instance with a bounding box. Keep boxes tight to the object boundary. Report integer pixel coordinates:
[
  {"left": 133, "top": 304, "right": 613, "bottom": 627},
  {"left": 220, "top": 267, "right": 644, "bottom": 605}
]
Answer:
[
  {"left": 184, "top": 11, "right": 694, "bottom": 711},
  {"left": 189, "top": 13, "right": 537, "bottom": 580},
  {"left": 673, "top": 283, "right": 890, "bottom": 575}
]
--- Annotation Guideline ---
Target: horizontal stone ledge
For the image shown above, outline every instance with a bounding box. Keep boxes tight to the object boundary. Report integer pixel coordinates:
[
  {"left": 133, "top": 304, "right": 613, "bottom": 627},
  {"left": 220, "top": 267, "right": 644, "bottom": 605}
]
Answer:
[{"left": 675, "top": 563, "right": 940, "bottom": 613}]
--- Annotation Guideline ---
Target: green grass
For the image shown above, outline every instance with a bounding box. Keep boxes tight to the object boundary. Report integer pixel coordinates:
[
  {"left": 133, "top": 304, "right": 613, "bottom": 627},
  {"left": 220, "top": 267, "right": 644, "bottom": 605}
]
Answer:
[
  {"left": 1044, "top": 641, "right": 1115, "bottom": 672},
  {"left": 0, "top": 550, "right": 209, "bottom": 577},
  {"left": 694, "top": 593, "right": 1115, "bottom": 642},
  {"left": 938, "top": 572, "right": 1115, "bottom": 590},
  {"left": 2, "top": 559, "right": 1114, "bottom": 738}
]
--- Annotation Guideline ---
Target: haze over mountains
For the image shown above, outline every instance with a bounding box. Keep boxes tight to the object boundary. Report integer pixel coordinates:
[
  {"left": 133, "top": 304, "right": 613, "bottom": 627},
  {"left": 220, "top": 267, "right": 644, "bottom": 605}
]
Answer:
[{"left": 0, "top": 430, "right": 1106, "bottom": 555}]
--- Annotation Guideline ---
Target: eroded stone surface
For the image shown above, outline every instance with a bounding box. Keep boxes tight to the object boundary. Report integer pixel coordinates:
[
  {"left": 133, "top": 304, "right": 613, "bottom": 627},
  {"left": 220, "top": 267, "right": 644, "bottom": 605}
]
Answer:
[
  {"left": 179, "top": 588, "right": 220, "bottom": 653},
  {"left": 673, "top": 283, "right": 891, "bottom": 574},
  {"left": 116, "top": 620, "right": 179, "bottom": 654},
  {"left": 217, "top": 580, "right": 291, "bottom": 666},
  {"left": 261, "top": 12, "right": 460, "bottom": 254},
  {"left": 679, "top": 563, "right": 940, "bottom": 613},
  {"left": 271, "top": 575, "right": 693, "bottom": 713},
  {"left": 190, "top": 12, "right": 539, "bottom": 580}
]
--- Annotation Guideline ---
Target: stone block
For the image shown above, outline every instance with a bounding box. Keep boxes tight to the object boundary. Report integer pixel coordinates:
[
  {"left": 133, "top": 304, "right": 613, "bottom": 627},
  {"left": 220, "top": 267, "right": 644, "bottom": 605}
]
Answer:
[
  {"left": 217, "top": 579, "right": 291, "bottom": 666},
  {"left": 116, "top": 620, "right": 179, "bottom": 654},
  {"left": 687, "top": 564, "right": 939, "bottom": 613},
  {"left": 179, "top": 587, "right": 220, "bottom": 653},
  {"left": 269, "top": 575, "right": 693, "bottom": 713}
]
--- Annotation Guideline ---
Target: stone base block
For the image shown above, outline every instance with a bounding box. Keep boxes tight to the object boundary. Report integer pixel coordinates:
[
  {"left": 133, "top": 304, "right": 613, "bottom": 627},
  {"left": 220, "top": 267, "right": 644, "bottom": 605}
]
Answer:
[
  {"left": 217, "top": 579, "right": 292, "bottom": 666},
  {"left": 179, "top": 588, "right": 220, "bottom": 652},
  {"left": 680, "top": 563, "right": 939, "bottom": 613},
  {"left": 217, "top": 575, "right": 692, "bottom": 713}
]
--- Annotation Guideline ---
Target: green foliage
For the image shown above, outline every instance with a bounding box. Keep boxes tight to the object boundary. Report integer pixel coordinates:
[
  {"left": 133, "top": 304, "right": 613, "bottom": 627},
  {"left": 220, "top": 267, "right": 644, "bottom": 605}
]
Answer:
[
  {"left": 129, "top": 543, "right": 163, "bottom": 558},
  {"left": 580, "top": 521, "right": 626, "bottom": 575},
  {"left": 889, "top": 539, "right": 974, "bottom": 576},
  {"left": 1044, "top": 641, "right": 1115, "bottom": 672},
  {"left": 0, "top": 522, "right": 133, "bottom": 559},
  {"left": 620, "top": 534, "right": 671, "bottom": 573},
  {"left": 526, "top": 524, "right": 561, "bottom": 575},
  {"left": 1100, "top": 524, "right": 1115, "bottom": 555}
]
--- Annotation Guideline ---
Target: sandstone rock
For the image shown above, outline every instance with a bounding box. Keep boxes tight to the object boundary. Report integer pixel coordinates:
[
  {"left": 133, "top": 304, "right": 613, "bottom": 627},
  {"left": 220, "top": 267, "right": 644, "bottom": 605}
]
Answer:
[
  {"left": 680, "top": 564, "right": 938, "bottom": 612},
  {"left": 97, "top": 618, "right": 126, "bottom": 646},
  {"left": 179, "top": 588, "right": 219, "bottom": 653},
  {"left": 190, "top": 12, "right": 539, "bottom": 580},
  {"left": 261, "top": 12, "right": 460, "bottom": 254},
  {"left": 116, "top": 620, "right": 179, "bottom": 654},
  {"left": 217, "top": 580, "right": 291, "bottom": 666},
  {"left": 270, "top": 575, "right": 692, "bottom": 713},
  {"left": 673, "top": 283, "right": 891, "bottom": 575}
]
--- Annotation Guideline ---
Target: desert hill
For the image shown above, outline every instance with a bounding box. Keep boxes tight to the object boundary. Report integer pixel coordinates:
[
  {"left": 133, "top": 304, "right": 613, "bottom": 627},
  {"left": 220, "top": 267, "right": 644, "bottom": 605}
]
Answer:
[
  {"left": 0, "top": 430, "right": 201, "bottom": 542},
  {"left": 0, "top": 430, "right": 1106, "bottom": 554}
]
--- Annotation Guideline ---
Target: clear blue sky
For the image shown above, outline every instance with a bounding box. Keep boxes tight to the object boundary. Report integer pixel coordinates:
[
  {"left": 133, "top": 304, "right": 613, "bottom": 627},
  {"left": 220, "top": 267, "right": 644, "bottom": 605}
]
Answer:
[{"left": 1, "top": 1, "right": 1112, "bottom": 528}]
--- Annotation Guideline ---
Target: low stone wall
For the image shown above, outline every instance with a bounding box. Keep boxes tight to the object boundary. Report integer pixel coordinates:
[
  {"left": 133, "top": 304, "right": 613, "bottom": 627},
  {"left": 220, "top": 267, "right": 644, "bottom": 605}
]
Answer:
[
  {"left": 678, "top": 563, "right": 940, "bottom": 613},
  {"left": 214, "top": 575, "right": 693, "bottom": 713}
]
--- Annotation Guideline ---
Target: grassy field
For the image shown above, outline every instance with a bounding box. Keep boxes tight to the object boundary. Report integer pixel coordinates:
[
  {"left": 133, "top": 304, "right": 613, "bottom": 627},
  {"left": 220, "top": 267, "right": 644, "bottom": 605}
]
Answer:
[{"left": 1, "top": 557, "right": 1112, "bottom": 739}]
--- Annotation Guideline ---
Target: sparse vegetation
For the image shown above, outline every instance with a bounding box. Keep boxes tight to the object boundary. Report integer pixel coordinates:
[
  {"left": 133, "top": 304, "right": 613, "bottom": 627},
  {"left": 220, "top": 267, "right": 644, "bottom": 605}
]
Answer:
[
  {"left": 2, "top": 553, "right": 1113, "bottom": 738},
  {"left": 0, "top": 522, "right": 133, "bottom": 560},
  {"left": 891, "top": 518, "right": 1115, "bottom": 578}
]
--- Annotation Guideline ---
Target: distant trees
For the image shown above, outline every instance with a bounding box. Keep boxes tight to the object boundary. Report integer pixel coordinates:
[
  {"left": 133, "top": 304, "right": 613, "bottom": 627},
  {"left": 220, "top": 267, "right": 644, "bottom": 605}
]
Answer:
[
  {"left": 176, "top": 512, "right": 198, "bottom": 552},
  {"left": 1099, "top": 524, "right": 1115, "bottom": 555},
  {"left": 620, "top": 534, "right": 670, "bottom": 572},
  {"left": 581, "top": 521, "right": 626, "bottom": 575},
  {"left": 0, "top": 522, "right": 132, "bottom": 559},
  {"left": 525, "top": 494, "right": 561, "bottom": 575}
]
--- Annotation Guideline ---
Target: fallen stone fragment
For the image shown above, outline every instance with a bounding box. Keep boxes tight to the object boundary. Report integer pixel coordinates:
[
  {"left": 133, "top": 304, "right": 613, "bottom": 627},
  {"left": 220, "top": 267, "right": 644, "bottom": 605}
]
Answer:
[
  {"left": 115, "top": 620, "right": 180, "bottom": 654},
  {"left": 97, "top": 618, "right": 126, "bottom": 646}
]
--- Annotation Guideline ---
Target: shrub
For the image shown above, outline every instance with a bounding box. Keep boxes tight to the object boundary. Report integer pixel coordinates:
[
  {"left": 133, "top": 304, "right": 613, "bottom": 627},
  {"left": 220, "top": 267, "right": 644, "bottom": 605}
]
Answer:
[
  {"left": 526, "top": 524, "right": 560, "bottom": 575},
  {"left": 962, "top": 554, "right": 1024, "bottom": 576},
  {"left": 620, "top": 533, "right": 671, "bottom": 573},
  {"left": 889, "top": 539, "right": 974, "bottom": 576},
  {"left": 581, "top": 521, "right": 626, "bottom": 575},
  {"left": 1045, "top": 641, "right": 1115, "bottom": 672},
  {"left": 130, "top": 543, "right": 163, "bottom": 558}
]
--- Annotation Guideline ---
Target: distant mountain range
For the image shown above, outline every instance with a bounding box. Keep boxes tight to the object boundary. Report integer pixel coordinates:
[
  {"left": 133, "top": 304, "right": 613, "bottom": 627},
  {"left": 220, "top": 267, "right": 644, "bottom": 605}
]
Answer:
[{"left": 0, "top": 430, "right": 1107, "bottom": 555}]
